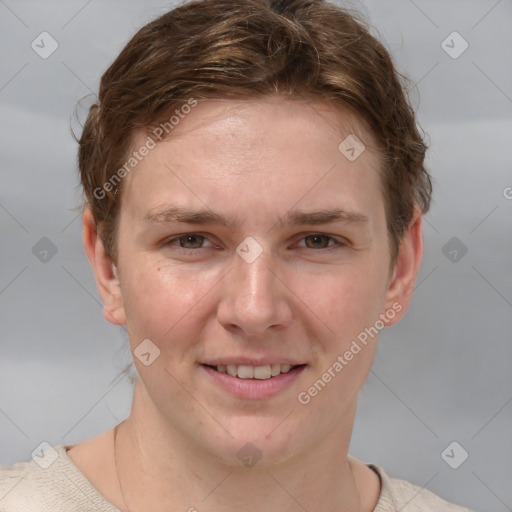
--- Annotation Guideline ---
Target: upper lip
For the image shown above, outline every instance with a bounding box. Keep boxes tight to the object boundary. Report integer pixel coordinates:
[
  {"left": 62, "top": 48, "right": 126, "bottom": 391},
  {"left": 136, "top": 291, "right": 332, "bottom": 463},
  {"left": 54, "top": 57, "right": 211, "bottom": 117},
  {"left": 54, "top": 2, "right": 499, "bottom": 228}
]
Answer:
[{"left": 201, "top": 359, "right": 306, "bottom": 367}]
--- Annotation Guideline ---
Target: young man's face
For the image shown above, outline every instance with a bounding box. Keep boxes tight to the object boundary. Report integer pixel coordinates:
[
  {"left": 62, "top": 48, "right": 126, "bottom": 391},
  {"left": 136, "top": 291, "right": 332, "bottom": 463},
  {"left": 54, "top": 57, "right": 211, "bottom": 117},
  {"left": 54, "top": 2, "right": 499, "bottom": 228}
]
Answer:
[{"left": 92, "top": 97, "right": 421, "bottom": 464}]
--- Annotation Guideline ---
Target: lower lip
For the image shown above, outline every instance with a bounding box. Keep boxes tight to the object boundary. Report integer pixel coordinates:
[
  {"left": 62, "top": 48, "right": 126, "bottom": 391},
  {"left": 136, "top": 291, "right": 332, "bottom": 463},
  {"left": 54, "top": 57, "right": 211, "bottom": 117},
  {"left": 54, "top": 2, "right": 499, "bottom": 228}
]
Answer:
[{"left": 201, "top": 364, "right": 306, "bottom": 400}]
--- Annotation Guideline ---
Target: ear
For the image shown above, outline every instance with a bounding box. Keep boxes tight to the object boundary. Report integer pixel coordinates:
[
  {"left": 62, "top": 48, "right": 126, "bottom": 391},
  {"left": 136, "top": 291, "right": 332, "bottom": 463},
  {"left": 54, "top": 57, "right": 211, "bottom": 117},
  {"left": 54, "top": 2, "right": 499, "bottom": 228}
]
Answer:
[
  {"left": 382, "top": 206, "right": 424, "bottom": 326},
  {"left": 82, "top": 208, "right": 126, "bottom": 326}
]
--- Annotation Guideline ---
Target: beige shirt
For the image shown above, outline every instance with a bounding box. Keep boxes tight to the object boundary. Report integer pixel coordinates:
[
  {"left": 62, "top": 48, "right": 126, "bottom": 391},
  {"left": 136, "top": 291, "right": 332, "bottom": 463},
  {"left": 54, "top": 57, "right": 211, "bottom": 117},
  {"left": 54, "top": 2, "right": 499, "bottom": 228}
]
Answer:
[{"left": 0, "top": 445, "right": 474, "bottom": 511}]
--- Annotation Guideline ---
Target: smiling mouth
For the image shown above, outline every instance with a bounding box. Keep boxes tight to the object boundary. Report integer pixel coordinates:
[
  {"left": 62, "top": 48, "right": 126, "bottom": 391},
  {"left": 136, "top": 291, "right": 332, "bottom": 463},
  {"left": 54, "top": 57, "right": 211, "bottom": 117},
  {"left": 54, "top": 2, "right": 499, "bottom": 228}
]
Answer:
[{"left": 203, "top": 363, "right": 305, "bottom": 380}]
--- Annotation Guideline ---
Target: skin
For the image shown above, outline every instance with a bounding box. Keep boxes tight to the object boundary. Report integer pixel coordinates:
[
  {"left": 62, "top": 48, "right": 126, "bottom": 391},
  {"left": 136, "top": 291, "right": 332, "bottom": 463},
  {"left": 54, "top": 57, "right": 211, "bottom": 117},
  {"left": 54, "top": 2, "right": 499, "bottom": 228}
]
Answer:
[{"left": 70, "top": 96, "right": 424, "bottom": 512}]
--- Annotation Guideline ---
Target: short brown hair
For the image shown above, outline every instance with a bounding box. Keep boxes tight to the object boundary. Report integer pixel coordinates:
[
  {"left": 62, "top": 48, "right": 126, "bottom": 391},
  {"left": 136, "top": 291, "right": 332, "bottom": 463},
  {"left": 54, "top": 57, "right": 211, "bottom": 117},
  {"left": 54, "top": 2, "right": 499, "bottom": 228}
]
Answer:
[{"left": 78, "top": 0, "right": 432, "bottom": 265}]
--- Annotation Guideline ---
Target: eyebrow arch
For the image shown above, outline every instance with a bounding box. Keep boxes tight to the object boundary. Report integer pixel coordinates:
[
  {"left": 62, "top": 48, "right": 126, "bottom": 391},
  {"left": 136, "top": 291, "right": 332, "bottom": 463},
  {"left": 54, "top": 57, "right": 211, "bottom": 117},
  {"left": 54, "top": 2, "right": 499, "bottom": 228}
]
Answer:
[{"left": 143, "top": 206, "right": 368, "bottom": 228}]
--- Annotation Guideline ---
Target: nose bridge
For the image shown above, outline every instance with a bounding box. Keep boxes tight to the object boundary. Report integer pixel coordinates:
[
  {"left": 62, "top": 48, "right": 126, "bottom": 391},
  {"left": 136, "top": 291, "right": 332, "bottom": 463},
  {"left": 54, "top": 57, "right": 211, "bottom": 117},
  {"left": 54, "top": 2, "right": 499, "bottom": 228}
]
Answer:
[
  {"left": 234, "top": 241, "right": 276, "bottom": 309},
  {"left": 238, "top": 245, "right": 274, "bottom": 297}
]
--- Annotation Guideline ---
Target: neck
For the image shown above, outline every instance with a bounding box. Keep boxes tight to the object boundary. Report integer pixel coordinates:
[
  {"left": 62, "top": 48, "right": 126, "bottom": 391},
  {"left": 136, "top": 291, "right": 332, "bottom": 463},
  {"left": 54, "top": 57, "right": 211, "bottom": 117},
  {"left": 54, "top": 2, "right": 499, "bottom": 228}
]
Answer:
[{"left": 113, "top": 381, "right": 365, "bottom": 512}]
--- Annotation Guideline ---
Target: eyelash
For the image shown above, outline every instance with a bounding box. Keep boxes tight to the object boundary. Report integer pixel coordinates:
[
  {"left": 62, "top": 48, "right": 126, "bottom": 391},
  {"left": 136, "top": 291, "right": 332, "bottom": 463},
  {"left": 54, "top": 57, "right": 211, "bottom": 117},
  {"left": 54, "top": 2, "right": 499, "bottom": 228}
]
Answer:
[{"left": 163, "top": 233, "right": 346, "bottom": 253}]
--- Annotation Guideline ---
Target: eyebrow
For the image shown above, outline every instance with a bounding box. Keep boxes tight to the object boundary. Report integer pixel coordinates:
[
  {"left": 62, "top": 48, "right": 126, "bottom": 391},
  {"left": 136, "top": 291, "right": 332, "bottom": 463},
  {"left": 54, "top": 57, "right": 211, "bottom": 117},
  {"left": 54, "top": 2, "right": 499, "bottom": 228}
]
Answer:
[{"left": 143, "top": 206, "right": 368, "bottom": 228}]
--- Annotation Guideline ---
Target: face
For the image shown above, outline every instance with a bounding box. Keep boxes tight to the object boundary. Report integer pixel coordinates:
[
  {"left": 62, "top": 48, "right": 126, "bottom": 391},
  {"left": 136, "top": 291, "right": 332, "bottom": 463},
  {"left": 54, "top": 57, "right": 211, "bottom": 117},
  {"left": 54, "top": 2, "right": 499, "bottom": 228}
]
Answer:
[{"left": 98, "top": 97, "right": 416, "bottom": 465}]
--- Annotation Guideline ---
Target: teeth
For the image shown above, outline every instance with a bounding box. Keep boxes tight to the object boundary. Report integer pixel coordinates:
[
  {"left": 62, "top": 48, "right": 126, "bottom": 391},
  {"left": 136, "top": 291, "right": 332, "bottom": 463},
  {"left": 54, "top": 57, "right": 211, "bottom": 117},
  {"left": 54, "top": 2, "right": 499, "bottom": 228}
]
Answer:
[
  {"left": 270, "top": 363, "right": 281, "bottom": 376},
  {"left": 215, "top": 364, "right": 297, "bottom": 379},
  {"left": 237, "top": 365, "right": 254, "bottom": 379},
  {"left": 254, "top": 365, "right": 271, "bottom": 379}
]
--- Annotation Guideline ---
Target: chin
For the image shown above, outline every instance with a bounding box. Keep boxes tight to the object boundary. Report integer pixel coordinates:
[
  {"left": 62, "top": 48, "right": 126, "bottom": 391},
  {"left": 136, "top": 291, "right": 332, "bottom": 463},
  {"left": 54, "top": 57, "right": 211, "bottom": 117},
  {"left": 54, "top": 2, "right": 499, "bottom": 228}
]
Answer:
[{"left": 199, "top": 418, "right": 307, "bottom": 468}]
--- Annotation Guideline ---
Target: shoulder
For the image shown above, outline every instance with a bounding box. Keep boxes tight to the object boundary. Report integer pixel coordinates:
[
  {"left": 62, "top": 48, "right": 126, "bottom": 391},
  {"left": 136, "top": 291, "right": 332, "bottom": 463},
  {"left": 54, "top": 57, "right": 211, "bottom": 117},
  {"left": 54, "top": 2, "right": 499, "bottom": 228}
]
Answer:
[
  {"left": 0, "top": 445, "right": 119, "bottom": 512},
  {"left": 369, "top": 464, "right": 475, "bottom": 512}
]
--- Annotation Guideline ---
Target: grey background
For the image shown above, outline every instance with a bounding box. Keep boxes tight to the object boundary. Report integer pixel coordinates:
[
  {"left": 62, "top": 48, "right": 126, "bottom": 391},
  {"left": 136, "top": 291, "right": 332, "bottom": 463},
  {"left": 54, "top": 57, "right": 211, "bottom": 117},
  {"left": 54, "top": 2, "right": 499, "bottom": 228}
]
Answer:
[{"left": 1, "top": 1, "right": 511, "bottom": 511}]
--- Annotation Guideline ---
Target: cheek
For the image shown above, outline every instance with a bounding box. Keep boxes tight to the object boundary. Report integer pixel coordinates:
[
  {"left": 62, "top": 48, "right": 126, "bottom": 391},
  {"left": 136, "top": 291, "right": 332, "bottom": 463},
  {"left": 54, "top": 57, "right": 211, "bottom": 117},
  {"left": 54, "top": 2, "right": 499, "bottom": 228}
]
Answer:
[
  {"left": 295, "top": 263, "right": 387, "bottom": 346},
  {"left": 121, "top": 259, "right": 220, "bottom": 341},
  {"left": 295, "top": 268, "right": 387, "bottom": 412}
]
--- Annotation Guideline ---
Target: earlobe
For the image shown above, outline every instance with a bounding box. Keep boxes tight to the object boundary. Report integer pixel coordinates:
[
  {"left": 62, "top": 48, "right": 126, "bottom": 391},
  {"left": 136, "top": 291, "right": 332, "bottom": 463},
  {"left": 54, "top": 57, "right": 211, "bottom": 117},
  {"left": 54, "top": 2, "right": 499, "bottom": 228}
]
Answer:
[
  {"left": 382, "top": 207, "right": 424, "bottom": 326},
  {"left": 82, "top": 208, "right": 127, "bottom": 326}
]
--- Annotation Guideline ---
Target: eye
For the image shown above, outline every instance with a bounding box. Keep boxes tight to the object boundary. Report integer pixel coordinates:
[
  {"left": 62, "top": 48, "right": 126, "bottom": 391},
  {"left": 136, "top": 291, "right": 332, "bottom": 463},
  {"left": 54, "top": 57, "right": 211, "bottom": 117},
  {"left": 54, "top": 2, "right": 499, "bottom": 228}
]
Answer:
[
  {"left": 295, "top": 233, "right": 345, "bottom": 251},
  {"left": 165, "top": 234, "right": 213, "bottom": 250}
]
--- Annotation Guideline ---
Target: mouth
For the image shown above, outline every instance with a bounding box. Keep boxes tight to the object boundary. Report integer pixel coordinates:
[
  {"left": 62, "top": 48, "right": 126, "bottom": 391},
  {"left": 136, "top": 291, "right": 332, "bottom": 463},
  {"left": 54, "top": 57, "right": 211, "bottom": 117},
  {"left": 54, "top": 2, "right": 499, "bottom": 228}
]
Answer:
[{"left": 202, "top": 363, "right": 305, "bottom": 380}]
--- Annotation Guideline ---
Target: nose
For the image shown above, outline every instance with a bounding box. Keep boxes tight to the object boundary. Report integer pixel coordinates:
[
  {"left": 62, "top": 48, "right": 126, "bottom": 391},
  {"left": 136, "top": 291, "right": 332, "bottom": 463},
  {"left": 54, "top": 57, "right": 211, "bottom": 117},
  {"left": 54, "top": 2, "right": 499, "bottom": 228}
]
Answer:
[{"left": 216, "top": 244, "right": 293, "bottom": 336}]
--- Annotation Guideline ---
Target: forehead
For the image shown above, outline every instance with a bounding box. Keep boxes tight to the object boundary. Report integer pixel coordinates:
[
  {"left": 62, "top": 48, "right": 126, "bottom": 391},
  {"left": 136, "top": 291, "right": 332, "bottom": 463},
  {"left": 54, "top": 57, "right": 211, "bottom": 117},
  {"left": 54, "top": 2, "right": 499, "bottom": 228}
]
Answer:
[
  {"left": 143, "top": 96, "right": 378, "bottom": 158},
  {"left": 121, "top": 97, "right": 383, "bottom": 222}
]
